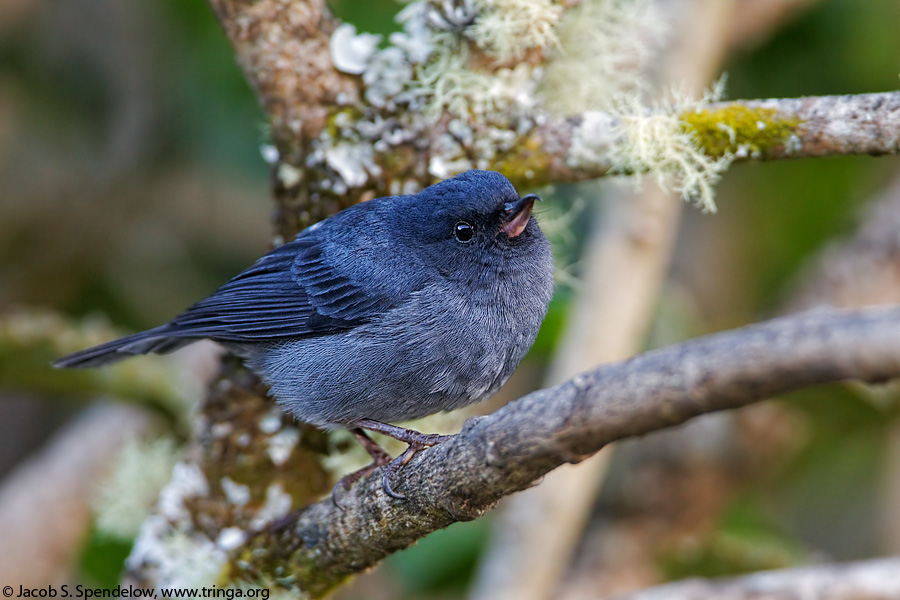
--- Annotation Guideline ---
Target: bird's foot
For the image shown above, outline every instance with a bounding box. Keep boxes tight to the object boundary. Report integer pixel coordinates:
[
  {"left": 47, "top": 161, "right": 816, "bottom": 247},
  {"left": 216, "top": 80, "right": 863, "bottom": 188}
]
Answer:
[
  {"left": 354, "top": 418, "right": 454, "bottom": 447},
  {"left": 381, "top": 441, "right": 427, "bottom": 499},
  {"left": 350, "top": 427, "right": 394, "bottom": 464},
  {"left": 332, "top": 428, "right": 393, "bottom": 510},
  {"left": 354, "top": 418, "right": 455, "bottom": 499},
  {"left": 333, "top": 420, "right": 455, "bottom": 504}
]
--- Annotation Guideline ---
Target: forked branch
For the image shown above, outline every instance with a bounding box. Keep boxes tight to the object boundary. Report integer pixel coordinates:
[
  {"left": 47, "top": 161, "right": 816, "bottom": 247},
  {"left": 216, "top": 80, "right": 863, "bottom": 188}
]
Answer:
[{"left": 234, "top": 305, "right": 900, "bottom": 596}]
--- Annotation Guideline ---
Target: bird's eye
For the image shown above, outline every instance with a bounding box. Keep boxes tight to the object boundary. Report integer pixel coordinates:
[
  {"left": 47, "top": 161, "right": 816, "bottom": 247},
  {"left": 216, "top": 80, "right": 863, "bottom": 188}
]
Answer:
[{"left": 454, "top": 221, "right": 474, "bottom": 243}]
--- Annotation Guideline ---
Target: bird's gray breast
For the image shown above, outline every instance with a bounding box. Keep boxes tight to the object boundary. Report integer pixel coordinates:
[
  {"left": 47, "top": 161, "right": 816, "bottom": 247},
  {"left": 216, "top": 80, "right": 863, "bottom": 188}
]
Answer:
[{"left": 255, "top": 269, "right": 551, "bottom": 427}]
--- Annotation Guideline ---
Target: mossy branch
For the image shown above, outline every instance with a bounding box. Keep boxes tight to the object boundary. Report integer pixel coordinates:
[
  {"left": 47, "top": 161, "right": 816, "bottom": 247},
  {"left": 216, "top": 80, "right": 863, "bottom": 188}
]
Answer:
[
  {"left": 0, "top": 310, "right": 193, "bottom": 424},
  {"left": 684, "top": 93, "right": 900, "bottom": 160},
  {"left": 207, "top": 0, "right": 900, "bottom": 237}
]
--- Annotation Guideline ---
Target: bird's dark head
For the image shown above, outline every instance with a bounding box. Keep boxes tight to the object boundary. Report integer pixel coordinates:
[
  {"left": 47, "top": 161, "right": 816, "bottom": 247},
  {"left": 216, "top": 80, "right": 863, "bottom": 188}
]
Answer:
[
  {"left": 394, "top": 170, "right": 552, "bottom": 286},
  {"left": 403, "top": 169, "right": 542, "bottom": 244}
]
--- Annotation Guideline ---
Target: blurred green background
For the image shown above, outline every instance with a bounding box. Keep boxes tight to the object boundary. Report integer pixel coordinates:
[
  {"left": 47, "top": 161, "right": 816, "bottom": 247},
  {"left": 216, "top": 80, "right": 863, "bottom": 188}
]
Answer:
[{"left": 1, "top": 0, "right": 899, "bottom": 597}]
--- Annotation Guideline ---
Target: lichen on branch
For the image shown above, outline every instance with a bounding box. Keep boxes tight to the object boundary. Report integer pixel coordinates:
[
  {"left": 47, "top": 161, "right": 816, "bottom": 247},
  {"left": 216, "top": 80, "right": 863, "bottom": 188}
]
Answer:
[{"left": 681, "top": 104, "right": 803, "bottom": 159}]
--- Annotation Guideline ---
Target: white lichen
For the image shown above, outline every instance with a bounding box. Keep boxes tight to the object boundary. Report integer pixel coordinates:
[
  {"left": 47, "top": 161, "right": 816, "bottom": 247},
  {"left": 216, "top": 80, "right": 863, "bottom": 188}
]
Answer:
[
  {"left": 94, "top": 436, "right": 182, "bottom": 539},
  {"left": 612, "top": 90, "right": 732, "bottom": 213},
  {"left": 260, "top": 144, "right": 279, "bottom": 164},
  {"left": 363, "top": 46, "right": 415, "bottom": 109},
  {"left": 157, "top": 462, "right": 210, "bottom": 521},
  {"left": 541, "top": 0, "right": 667, "bottom": 115},
  {"left": 417, "top": 38, "right": 542, "bottom": 118},
  {"left": 429, "top": 153, "right": 475, "bottom": 180},
  {"left": 249, "top": 483, "right": 293, "bottom": 530},
  {"left": 211, "top": 422, "right": 234, "bottom": 438},
  {"left": 544, "top": 2, "right": 728, "bottom": 211},
  {"left": 324, "top": 141, "right": 381, "bottom": 189},
  {"left": 277, "top": 163, "right": 303, "bottom": 189},
  {"left": 568, "top": 110, "right": 621, "bottom": 168},
  {"left": 266, "top": 427, "right": 300, "bottom": 466},
  {"left": 128, "top": 517, "right": 227, "bottom": 590},
  {"left": 330, "top": 23, "right": 382, "bottom": 75},
  {"left": 469, "top": 0, "right": 562, "bottom": 62},
  {"left": 364, "top": 0, "right": 553, "bottom": 119},
  {"left": 220, "top": 476, "right": 251, "bottom": 507},
  {"left": 570, "top": 84, "right": 733, "bottom": 213},
  {"left": 303, "top": 0, "right": 565, "bottom": 190},
  {"left": 258, "top": 408, "right": 283, "bottom": 434},
  {"left": 216, "top": 527, "right": 247, "bottom": 551}
]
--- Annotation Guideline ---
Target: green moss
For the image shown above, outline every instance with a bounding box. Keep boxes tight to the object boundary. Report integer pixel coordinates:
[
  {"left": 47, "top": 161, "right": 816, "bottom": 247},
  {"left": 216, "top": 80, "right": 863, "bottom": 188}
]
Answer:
[
  {"left": 234, "top": 540, "right": 349, "bottom": 599},
  {"left": 681, "top": 105, "right": 803, "bottom": 159},
  {"left": 490, "top": 135, "right": 557, "bottom": 189},
  {"left": 325, "top": 106, "right": 365, "bottom": 139}
]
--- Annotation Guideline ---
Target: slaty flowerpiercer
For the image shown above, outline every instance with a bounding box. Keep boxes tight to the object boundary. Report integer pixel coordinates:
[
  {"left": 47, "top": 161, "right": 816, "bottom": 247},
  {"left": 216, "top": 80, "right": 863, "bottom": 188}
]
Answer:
[{"left": 54, "top": 170, "right": 555, "bottom": 497}]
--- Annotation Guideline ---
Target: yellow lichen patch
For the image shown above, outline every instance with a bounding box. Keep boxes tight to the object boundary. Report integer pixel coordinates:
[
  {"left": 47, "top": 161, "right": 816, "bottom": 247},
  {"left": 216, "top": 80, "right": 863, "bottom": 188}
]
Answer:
[
  {"left": 681, "top": 105, "right": 803, "bottom": 159},
  {"left": 488, "top": 134, "right": 558, "bottom": 189},
  {"left": 325, "top": 106, "right": 364, "bottom": 140}
]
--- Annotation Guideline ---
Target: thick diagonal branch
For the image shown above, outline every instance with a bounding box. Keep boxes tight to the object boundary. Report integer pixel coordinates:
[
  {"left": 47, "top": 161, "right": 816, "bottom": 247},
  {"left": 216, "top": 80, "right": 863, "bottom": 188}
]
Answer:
[{"left": 236, "top": 305, "right": 900, "bottom": 596}]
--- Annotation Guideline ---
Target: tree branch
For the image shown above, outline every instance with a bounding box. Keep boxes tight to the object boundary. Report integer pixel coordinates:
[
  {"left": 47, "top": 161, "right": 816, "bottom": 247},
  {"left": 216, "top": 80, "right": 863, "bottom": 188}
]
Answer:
[
  {"left": 785, "top": 170, "right": 900, "bottom": 312},
  {"left": 207, "top": 0, "right": 900, "bottom": 239},
  {"left": 206, "top": 0, "right": 355, "bottom": 158},
  {"left": 494, "top": 91, "right": 900, "bottom": 186},
  {"left": 231, "top": 305, "right": 900, "bottom": 596},
  {"left": 177, "top": 2, "right": 900, "bottom": 595},
  {"left": 610, "top": 556, "right": 900, "bottom": 600},
  {"left": 693, "top": 93, "right": 900, "bottom": 160}
]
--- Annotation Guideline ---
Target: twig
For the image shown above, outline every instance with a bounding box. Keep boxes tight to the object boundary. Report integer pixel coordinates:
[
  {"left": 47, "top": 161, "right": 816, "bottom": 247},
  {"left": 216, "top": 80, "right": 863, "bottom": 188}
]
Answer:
[
  {"left": 697, "top": 93, "right": 900, "bottom": 160},
  {"left": 233, "top": 305, "right": 900, "bottom": 596},
  {"left": 785, "top": 170, "right": 900, "bottom": 312},
  {"left": 610, "top": 556, "right": 900, "bottom": 600}
]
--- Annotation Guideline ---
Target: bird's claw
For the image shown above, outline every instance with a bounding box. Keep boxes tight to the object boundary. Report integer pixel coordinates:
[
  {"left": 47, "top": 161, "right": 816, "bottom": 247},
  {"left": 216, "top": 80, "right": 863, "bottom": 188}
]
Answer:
[
  {"left": 379, "top": 440, "right": 432, "bottom": 499},
  {"left": 382, "top": 469, "right": 404, "bottom": 499},
  {"left": 332, "top": 464, "right": 376, "bottom": 511},
  {"left": 332, "top": 428, "right": 395, "bottom": 510},
  {"left": 333, "top": 420, "right": 455, "bottom": 503}
]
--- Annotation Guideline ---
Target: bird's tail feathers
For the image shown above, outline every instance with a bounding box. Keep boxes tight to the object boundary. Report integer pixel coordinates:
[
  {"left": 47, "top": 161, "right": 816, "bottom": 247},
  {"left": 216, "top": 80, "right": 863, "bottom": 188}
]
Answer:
[{"left": 52, "top": 327, "right": 194, "bottom": 369}]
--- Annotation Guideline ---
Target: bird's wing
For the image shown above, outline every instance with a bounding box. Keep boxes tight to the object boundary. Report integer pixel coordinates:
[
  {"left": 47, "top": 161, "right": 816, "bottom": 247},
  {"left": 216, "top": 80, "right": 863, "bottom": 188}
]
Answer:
[
  {"left": 52, "top": 234, "right": 401, "bottom": 368},
  {"left": 160, "top": 236, "right": 395, "bottom": 341},
  {"left": 291, "top": 239, "right": 396, "bottom": 332}
]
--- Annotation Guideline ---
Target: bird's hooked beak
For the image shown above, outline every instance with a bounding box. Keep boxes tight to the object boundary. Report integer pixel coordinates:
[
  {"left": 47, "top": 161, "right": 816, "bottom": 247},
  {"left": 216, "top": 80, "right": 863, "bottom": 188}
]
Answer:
[{"left": 500, "top": 193, "right": 540, "bottom": 238}]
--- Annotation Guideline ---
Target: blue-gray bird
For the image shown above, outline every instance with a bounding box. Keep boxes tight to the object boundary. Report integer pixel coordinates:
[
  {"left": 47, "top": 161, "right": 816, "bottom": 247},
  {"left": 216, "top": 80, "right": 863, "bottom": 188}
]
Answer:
[{"left": 54, "top": 170, "right": 555, "bottom": 497}]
